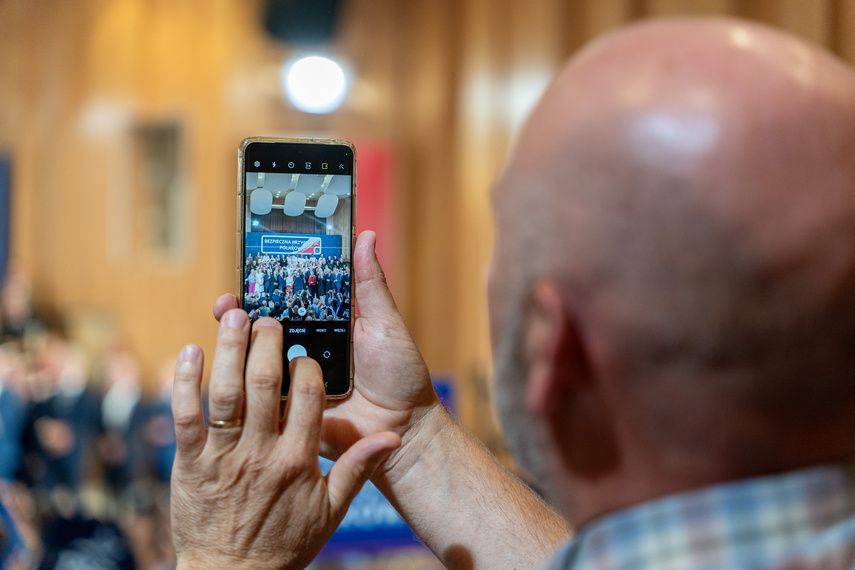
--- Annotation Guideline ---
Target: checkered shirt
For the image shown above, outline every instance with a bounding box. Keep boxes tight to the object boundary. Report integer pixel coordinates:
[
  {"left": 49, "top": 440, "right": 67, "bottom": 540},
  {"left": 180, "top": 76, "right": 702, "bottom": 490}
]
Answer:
[{"left": 542, "top": 461, "right": 855, "bottom": 569}]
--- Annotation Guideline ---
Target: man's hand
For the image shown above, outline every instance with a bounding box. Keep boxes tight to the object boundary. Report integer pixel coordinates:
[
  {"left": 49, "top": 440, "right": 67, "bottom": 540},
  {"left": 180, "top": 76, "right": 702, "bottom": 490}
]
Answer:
[
  {"left": 170, "top": 313, "right": 400, "bottom": 570},
  {"left": 210, "top": 232, "right": 571, "bottom": 569},
  {"left": 212, "top": 231, "right": 443, "bottom": 475}
]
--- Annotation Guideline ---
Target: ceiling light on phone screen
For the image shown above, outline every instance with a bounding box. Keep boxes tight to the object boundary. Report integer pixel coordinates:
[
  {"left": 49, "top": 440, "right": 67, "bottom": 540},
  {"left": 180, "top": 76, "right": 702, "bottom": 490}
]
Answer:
[
  {"left": 315, "top": 194, "right": 339, "bottom": 218},
  {"left": 283, "top": 56, "right": 347, "bottom": 114}
]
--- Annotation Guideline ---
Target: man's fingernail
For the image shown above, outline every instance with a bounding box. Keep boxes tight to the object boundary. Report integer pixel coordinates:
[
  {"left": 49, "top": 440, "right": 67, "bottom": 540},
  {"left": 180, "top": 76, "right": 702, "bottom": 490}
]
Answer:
[
  {"left": 179, "top": 344, "right": 201, "bottom": 362},
  {"left": 224, "top": 310, "right": 247, "bottom": 329},
  {"left": 255, "top": 317, "right": 279, "bottom": 328}
]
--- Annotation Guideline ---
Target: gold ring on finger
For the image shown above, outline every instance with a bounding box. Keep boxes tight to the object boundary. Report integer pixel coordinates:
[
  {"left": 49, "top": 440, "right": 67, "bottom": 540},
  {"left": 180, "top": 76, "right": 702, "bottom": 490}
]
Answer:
[{"left": 209, "top": 418, "right": 243, "bottom": 429}]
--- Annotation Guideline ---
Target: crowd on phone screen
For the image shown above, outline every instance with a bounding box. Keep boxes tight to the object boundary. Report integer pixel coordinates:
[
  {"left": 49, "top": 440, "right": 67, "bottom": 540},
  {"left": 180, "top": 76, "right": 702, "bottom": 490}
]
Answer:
[
  {"left": 0, "top": 268, "right": 177, "bottom": 569},
  {"left": 243, "top": 252, "right": 352, "bottom": 322}
]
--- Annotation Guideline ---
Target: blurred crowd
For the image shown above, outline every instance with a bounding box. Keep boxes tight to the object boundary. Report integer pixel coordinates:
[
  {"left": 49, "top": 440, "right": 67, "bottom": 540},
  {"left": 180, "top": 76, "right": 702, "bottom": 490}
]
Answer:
[
  {"left": 0, "top": 269, "right": 178, "bottom": 569},
  {"left": 0, "top": 266, "right": 435, "bottom": 570}
]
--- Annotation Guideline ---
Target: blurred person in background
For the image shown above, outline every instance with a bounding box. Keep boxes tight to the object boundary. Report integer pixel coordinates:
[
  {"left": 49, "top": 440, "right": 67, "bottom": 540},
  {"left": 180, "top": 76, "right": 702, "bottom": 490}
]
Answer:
[
  {"left": 0, "top": 497, "right": 28, "bottom": 569},
  {"left": 24, "top": 337, "right": 100, "bottom": 493},
  {"left": 0, "top": 272, "right": 163, "bottom": 567},
  {"left": 37, "top": 493, "right": 137, "bottom": 570},
  {"left": 0, "top": 343, "right": 28, "bottom": 481},
  {"left": 170, "top": 17, "right": 855, "bottom": 569},
  {"left": 0, "top": 269, "right": 40, "bottom": 342},
  {"left": 27, "top": 345, "right": 144, "bottom": 569},
  {"left": 0, "top": 345, "right": 33, "bottom": 567},
  {"left": 98, "top": 349, "right": 147, "bottom": 494},
  {"left": 139, "top": 358, "right": 177, "bottom": 484}
]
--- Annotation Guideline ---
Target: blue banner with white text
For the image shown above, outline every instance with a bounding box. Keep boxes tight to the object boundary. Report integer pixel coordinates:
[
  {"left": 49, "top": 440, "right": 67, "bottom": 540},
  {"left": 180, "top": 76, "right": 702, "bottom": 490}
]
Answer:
[{"left": 245, "top": 232, "right": 342, "bottom": 258}]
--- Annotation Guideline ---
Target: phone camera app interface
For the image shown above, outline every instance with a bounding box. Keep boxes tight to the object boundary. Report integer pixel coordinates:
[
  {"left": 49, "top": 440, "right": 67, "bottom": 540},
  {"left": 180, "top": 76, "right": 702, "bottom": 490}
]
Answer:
[{"left": 243, "top": 142, "right": 353, "bottom": 397}]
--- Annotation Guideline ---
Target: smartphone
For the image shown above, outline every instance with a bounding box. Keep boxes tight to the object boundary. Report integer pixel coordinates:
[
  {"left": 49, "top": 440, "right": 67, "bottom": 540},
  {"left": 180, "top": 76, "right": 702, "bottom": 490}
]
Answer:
[{"left": 237, "top": 137, "right": 355, "bottom": 399}]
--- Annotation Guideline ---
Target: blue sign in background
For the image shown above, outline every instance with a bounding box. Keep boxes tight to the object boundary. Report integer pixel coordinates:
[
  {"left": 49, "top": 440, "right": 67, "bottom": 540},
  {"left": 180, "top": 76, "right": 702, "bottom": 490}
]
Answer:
[{"left": 245, "top": 231, "right": 342, "bottom": 258}]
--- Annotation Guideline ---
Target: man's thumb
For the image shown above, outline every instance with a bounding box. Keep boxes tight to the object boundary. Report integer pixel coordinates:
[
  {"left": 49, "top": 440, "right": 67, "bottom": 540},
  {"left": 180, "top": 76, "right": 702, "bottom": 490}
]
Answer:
[
  {"left": 326, "top": 431, "right": 401, "bottom": 517},
  {"left": 353, "top": 231, "right": 401, "bottom": 319}
]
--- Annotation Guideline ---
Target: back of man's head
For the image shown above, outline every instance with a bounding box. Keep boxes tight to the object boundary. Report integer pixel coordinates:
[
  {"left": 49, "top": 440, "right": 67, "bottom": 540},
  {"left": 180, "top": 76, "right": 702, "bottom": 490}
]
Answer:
[{"left": 491, "top": 17, "right": 855, "bottom": 517}]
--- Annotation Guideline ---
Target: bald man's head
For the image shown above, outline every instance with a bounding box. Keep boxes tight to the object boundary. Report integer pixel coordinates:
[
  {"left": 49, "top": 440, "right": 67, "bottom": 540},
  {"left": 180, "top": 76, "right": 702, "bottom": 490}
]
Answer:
[{"left": 491, "top": 18, "right": 855, "bottom": 429}]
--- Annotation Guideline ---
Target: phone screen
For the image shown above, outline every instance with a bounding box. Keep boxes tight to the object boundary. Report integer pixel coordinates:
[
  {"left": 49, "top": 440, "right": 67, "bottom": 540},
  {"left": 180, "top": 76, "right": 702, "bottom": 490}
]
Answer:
[{"left": 239, "top": 139, "right": 355, "bottom": 398}]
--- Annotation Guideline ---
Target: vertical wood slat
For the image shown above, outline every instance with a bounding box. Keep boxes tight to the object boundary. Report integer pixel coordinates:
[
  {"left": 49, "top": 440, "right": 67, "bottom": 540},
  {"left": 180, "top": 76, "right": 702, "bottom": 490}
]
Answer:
[
  {"left": 739, "top": 0, "right": 834, "bottom": 45},
  {"left": 394, "top": 0, "right": 462, "bottom": 374},
  {"left": 774, "top": 0, "right": 833, "bottom": 45},
  {"left": 448, "top": 0, "right": 565, "bottom": 440},
  {"left": 647, "top": 0, "right": 739, "bottom": 16},
  {"left": 451, "top": 0, "right": 500, "bottom": 433},
  {"left": 583, "top": 0, "right": 644, "bottom": 39},
  {"left": 841, "top": 0, "right": 855, "bottom": 63}
]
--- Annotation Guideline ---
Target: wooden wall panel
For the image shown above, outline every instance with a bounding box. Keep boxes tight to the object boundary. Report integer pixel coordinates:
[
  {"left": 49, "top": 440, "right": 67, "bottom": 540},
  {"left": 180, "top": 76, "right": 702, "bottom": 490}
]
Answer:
[
  {"left": 1, "top": 0, "right": 853, "bottom": 441},
  {"left": 0, "top": 0, "right": 262, "bottom": 385},
  {"left": 770, "top": 0, "right": 834, "bottom": 45},
  {"left": 842, "top": 0, "right": 855, "bottom": 63},
  {"left": 393, "top": 0, "right": 463, "bottom": 374},
  {"left": 452, "top": 0, "right": 512, "bottom": 437},
  {"left": 647, "top": 0, "right": 739, "bottom": 16},
  {"left": 583, "top": 0, "right": 642, "bottom": 39},
  {"left": 450, "top": 0, "right": 575, "bottom": 438}
]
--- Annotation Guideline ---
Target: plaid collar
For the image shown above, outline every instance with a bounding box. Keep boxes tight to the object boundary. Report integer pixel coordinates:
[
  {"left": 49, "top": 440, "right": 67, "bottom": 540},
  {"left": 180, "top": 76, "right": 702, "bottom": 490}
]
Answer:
[{"left": 543, "top": 461, "right": 855, "bottom": 569}]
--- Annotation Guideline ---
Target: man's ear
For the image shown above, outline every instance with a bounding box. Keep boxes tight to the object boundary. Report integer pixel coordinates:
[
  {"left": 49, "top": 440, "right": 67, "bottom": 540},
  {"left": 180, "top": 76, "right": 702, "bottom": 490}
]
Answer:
[{"left": 523, "top": 279, "right": 587, "bottom": 417}]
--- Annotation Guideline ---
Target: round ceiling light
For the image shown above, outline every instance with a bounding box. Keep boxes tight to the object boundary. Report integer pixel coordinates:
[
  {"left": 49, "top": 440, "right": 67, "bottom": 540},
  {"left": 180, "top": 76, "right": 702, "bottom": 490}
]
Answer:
[{"left": 283, "top": 56, "right": 347, "bottom": 114}]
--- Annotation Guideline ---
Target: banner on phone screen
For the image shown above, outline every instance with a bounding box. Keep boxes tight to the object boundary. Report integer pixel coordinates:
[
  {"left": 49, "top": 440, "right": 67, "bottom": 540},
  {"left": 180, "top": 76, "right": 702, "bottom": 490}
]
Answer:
[{"left": 246, "top": 232, "right": 342, "bottom": 257}]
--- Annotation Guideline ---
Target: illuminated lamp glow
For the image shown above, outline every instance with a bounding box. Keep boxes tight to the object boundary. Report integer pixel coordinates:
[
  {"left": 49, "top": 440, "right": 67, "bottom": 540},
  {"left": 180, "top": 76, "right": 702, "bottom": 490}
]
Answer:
[{"left": 283, "top": 56, "right": 347, "bottom": 114}]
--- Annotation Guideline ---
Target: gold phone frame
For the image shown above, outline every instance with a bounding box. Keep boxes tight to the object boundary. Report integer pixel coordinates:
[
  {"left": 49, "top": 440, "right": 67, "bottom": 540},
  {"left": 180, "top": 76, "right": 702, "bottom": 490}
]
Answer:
[{"left": 237, "top": 136, "right": 356, "bottom": 400}]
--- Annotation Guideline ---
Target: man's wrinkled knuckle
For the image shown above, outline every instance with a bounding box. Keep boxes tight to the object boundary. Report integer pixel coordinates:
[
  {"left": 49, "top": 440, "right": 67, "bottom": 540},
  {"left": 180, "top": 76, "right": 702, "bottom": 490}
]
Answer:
[
  {"left": 244, "top": 450, "right": 272, "bottom": 475},
  {"left": 173, "top": 368, "right": 197, "bottom": 384},
  {"left": 210, "top": 385, "right": 243, "bottom": 409},
  {"left": 254, "top": 324, "right": 282, "bottom": 339},
  {"left": 173, "top": 411, "right": 200, "bottom": 430},
  {"left": 295, "top": 379, "right": 325, "bottom": 402},
  {"left": 217, "top": 332, "right": 246, "bottom": 351},
  {"left": 247, "top": 367, "right": 282, "bottom": 391},
  {"left": 280, "top": 451, "right": 315, "bottom": 478}
]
